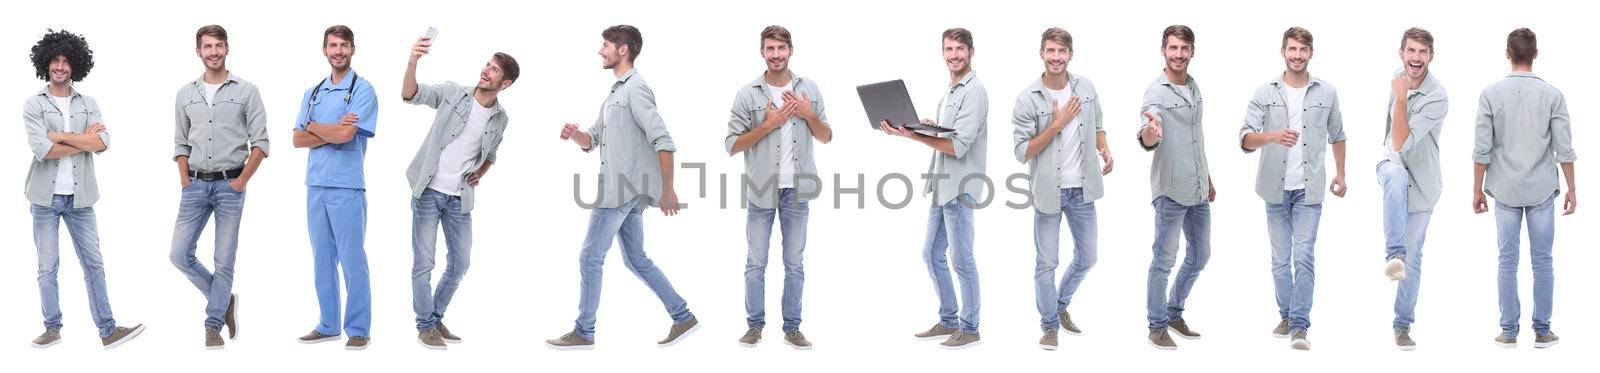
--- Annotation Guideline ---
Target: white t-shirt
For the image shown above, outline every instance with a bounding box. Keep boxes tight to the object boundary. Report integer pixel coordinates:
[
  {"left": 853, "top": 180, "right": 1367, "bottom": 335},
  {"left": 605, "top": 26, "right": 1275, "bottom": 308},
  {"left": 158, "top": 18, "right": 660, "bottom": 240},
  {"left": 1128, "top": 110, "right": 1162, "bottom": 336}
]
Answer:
[
  {"left": 427, "top": 100, "right": 493, "bottom": 196},
  {"left": 1173, "top": 83, "right": 1194, "bottom": 104},
  {"left": 1283, "top": 85, "right": 1308, "bottom": 191},
  {"left": 767, "top": 80, "right": 797, "bottom": 188},
  {"left": 52, "top": 95, "right": 75, "bottom": 195},
  {"left": 202, "top": 82, "right": 223, "bottom": 105},
  {"left": 1048, "top": 84, "right": 1084, "bottom": 188}
]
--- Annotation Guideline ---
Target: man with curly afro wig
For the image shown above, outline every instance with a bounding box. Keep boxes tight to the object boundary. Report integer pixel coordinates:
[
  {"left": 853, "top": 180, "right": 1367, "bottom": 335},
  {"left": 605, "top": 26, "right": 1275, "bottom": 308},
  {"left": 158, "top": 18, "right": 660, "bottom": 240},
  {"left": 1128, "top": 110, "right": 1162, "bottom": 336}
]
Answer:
[{"left": 22, "top": 29, "right": 146, "bottom": 350}]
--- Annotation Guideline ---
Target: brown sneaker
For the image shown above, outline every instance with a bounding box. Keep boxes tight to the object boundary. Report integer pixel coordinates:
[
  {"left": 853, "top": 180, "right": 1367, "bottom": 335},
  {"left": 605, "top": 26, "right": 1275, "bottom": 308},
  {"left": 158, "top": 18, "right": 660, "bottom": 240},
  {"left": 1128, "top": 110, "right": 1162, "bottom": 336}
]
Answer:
[
  {"left": 1289, "top": 330, "right": 1310, "bottom": 350},
  {"left": 1168, "top": 318, "right": 1201, "bottom": 339},
  {"left": 1494, "top": 334, "right": 1517, "bottom": 349},
  {"left": 1395, "top": 329, "right": 1416, "bottom": 351},
  {"left": 737, "top": 327, "right": 761, "bottom": 347},
  {"left": 224, "top": 294, "right": 239, "bottom": 340},
  {"left": 784, "top": 330, "right": 813, "bottom": 350},
  {"left": 30, "top": 329, "right": 61, "bottom": 349},
  {"left": 205, "top": 329, "right": 225, "bottom": 350},
  {"left": 1039, "top": 329, "right": 1058, "bottom": 351},
  {"left": 1534, "top": 332, "right": 1559, "bottom": 349},
  {"left": 657, "top": 318, "right": 700, "bottom": 347},
  {"left": 345, "top": 336, "right": 369, "bottom": 351},
  {"left": 1059, "top": 310, "right": 1082, "bottom": 335},
  {"left": 545, "top": 331, "right": 595, "bottom": 350},
  {"left": 939, "top": 331, "right": 981, "bottom": 350},
  {"left": 101, "top": 324, "right": 145, "bottom": 350},
  {"left": 1148, "top": 329, "right": 1177, "bottom": 350},
  {"left": 436, "top": 321, "right": 461, "bottom": 343},
  {"left": 298, "top": 330, "right": 340, "bottom": 344},
  {"left": 418, "top": 329, "right": 447, "bottom": 350},
  {"left": 913, "top": 324, "right": 958, "bottom": 341},
  {"left": 1272, "top": 318, "right": 1290, "bottom": 338}
]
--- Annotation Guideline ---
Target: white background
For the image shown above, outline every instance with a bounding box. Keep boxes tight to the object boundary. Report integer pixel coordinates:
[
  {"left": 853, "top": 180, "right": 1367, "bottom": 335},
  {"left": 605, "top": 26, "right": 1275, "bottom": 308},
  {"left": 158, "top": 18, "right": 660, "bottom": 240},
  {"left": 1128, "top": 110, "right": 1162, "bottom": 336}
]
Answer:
[{"left": 4, "top": 0, "right": 1588, "bottom": 371}]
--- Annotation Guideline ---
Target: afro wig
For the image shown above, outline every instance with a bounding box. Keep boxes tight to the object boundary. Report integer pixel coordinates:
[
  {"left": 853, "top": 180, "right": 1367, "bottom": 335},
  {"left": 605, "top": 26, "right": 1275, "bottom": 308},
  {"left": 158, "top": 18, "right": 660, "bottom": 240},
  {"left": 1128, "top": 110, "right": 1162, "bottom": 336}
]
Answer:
[{"left": 30, "top": 29, "right": 94, "bottom": 82}]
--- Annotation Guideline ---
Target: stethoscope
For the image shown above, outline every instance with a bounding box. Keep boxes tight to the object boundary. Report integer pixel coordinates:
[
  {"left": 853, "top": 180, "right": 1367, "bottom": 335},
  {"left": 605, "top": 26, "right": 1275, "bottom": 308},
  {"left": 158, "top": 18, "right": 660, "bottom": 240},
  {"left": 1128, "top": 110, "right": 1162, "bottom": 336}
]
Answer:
[{"left": 304, "top": 72, "right": 358, "bottom": 122}]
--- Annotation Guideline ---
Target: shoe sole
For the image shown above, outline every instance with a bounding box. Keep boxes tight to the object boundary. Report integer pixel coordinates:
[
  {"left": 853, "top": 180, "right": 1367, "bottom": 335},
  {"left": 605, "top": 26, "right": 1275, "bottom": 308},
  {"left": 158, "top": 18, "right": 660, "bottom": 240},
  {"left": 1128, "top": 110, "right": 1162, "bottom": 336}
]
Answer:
[
  {"left": 345, "top": 344, "right": 368, "bottom": 351},
  {"left": 417, "top": 338, "right": 447, "bottom": 351},
  {"left": 545, "top": 342, "right": 595, "bottom": 351},
  {"left": 1535, "top": 340, "right": 1559, "bottom": 349},
  {"left": 1146, "top": 338, "right": 1176, "bottom": 350},
  {"left": 103, "top": 324, "right": 146, "bottom": 350},
  {"left": 1396, "top": 344, "right": 1416, "bottom": 351},
  {"left": 657, "top": 322, "right": 701, "bottom": 348},
  {"left": 1167, "top": 326, "right": 1201, "bottom": 340},
  {"left": 784, "top": 340, "right": 813, "bottom": 350},
  {"left": 31, "top": 339, "right": 61, "bottom": 349},
  {"left": 1495, "top": 341, "right": 1517, "bottom": 349},
  {"left": 1273, "top": 332, "right": 1290, "bottom": 339},
  {"left": 1039, "top": 344, "right": 1057, "bottom": 351},
  {"left": 1291, "top": 339, "right": 1311, "bottom": 350},
  {"left": 939, "top": 340, "right": 981, "bottom": 350},
  {"left": 738, "top": 341, "right": 758, "bottom": 348},
  {"left": 226, "top": 294, "right": 240, "bottom": 340},
  {"left": 914, "top": 334, "right": 954, "bottom": 341},
  {"left": 299, "top": 336, "right": 341, "bottom": 344},
  {"left": 442, "top": 337, "right": 462, "bottom": 344},
  {"left": 206, "top": 345, "right": 225, "bottom": 351},
  {"left": 1061, "top": 328, "right": 1083, "bottom": 336}
]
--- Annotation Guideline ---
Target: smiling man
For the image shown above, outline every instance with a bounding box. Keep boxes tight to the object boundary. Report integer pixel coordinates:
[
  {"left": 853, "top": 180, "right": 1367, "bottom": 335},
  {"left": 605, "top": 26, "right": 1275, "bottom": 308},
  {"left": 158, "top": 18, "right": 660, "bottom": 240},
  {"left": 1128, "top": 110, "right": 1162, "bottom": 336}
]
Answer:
[{"left": 1376, "top": 27, "right": 1448, "bottom": 351}]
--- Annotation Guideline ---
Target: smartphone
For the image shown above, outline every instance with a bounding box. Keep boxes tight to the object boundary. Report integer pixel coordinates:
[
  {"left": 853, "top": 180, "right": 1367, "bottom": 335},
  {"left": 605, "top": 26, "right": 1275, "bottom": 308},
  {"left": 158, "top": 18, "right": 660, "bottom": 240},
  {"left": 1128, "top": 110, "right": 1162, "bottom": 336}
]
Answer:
[{"left": 424, "top": 27, "right": 439, "bottom": 42}]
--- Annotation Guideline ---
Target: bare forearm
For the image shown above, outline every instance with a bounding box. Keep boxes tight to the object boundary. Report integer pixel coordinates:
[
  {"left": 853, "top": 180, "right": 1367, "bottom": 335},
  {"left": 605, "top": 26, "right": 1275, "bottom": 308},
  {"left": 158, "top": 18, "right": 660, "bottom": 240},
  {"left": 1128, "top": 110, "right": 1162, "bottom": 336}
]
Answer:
[
  {"left": 657, "top": 151, "right": 675, "bottom": 189},
  {"left": 806, "top": 115, "right": 833, "bottom": 144},
  {"left": 1241, "top": 132, "right": 1273, "bottom": 151},
  {"left": 1332, "top": 141, "right": 1347, "bottom": 176},
  {"left": 56, "top": 132, "right": 105, "bottom": 152},
  {"left": 1561, "top": 162, "right": 1576, "bottom": 191},
  {"left": 571, "top": 131, "right": 594, "bottom": 150},
  {"left": 43, "top": 143, "right": 84, "bottom": 159},
  {"left": 1390, "top": 97, "right": 1408, "bottom": 151},
  {"left": 401, "top": 60, "right": 419, "bottom": 101},
  {"left": 306, "top": 123, "right": 356, "bottom": 144},
  {"left": 237, "top": 148, "right": 266, "bottom": 183},
  {"left": 1473, "top": 163, "right": 1488, "bottom": 192},
  {"left": 293, "top": 130, "right": 328, "bottom": 148},
  {"left": 914, "top": 133, "right": 957, "bottom": 156},
  {"left": 729, "top": 125, "right": 776, "bottom": 155},
  {"left": 1023, "top": 125, "right": 1062, "bottom": 161}
]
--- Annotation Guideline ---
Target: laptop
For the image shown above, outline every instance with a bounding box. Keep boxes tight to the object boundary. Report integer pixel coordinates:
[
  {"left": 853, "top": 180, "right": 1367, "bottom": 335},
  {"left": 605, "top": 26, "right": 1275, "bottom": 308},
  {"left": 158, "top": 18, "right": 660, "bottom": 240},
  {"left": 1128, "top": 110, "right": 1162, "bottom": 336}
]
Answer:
[{"left": 856, "top": 79, "right": 954, "bottom": 133}]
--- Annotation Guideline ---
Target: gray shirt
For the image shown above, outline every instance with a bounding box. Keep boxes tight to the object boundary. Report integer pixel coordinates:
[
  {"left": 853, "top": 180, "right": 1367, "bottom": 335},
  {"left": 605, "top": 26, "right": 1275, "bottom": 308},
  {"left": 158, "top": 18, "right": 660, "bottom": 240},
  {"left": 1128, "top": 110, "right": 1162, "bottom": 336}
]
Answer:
[
  {"left": 583, "top": 68, "right": 677, "bottom": 209},
  {"left": 1239, "top": 76, "right": 1346, "bottom": 205},
  {"left": 725, "top": 74, "right": 826, "bottom": 209},
  {"left": 1012, "top": 74, "right": 1104, "bottom": 214},
  {"left": 23, "top": 87, "right": 110, "bottom": 208},
  {"left": 1473, "top": 72, "right": 1575, "bottom": 207},
  {"left": 1138, "top": 73, "right": 1210, "bottom": 206},
  {"left": 404, "top": 81, "right": 509, "bottom": 213},
  {"left": 174, "top": 73, "right": 270, "bottom": 172},
  {"left": 1384, "top": 72, "right": 1448, "bottom": 213},
  {"left": 925, "top": 71, "right": 988, "bottom": 207}
]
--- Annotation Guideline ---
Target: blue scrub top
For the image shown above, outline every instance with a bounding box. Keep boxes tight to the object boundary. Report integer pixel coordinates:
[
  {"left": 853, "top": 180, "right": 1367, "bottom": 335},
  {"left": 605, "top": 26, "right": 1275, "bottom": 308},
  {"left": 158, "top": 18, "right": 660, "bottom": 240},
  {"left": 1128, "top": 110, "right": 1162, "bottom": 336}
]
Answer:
[{"left": 295, "top": 71, "right": 378, "bottom": 190}]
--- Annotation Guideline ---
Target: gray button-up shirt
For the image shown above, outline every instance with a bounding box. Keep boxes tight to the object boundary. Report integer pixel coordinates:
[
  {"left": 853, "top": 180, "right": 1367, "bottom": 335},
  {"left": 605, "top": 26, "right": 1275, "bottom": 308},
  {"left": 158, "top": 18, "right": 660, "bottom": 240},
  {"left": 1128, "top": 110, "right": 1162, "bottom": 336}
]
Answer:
[
  {"left": 1239, "top": 76, "right": 1346, "bottom": 205},
  {"left": 1012, "top": 74, "right": 1104, "bottom": 214},
  {"left": 583, "top": 68, "right": 677, "bottom": 209},
  {"left": 1473, "top": 72, "right": 1575, "bottom": 207},
  {"left": 403, "top": 81, "right": 509, "bottom": 213},
  {"left": 925, "top": 71, "right": 988, "bottom": 207},
  {"left": 174, "top": 73, "right": 270, "bottom": 172},
  {"left": 1385, "top": 72, "right": 1448, "bottom": 213},
  {"left": 23, "top": 87, "right": 110, "bottom": 208},
  {"left": 1138, "top": 73, "right": 1210, "bottom": 206},
  {"left": 725, "top": 74, "right": 826, "bottom": 209}
]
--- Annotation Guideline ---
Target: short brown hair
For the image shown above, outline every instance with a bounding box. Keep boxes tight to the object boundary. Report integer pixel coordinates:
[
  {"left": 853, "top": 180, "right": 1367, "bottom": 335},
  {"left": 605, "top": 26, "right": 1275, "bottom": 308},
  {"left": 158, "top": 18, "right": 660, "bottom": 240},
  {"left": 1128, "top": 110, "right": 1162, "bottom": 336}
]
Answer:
[
  {"left": 1507, "top": 28, "right": 1537, "bottom": 65},
  {"left": 602, "top": 25, "right": 643, "bottom": 63},
  {"left": 195, "top": 24, "right": 227, "bottom": 48},
  {"left": 942, "top": 28, "right": 973, "bottom": 49},
  {"left": 761, "top": 25, "right": 792, "bottom": 48},
  {"left": 324, "top": 25, "right": 354, "bottom": 47},
  {"left": 1040, "top": 27, "right": 1073, "bottom": 52},
  {"left": 1401, "top": 27, "right": 1434, "bottom": 51},
  {"left": 1162, "top": 25, "right": 1194, "bottom": 47},
  {"left": 492, "top": 52, "right": 520, "bottom": 83},
  {"left": 1282, "top": 27, "right": 1313, "bottom": 49}
]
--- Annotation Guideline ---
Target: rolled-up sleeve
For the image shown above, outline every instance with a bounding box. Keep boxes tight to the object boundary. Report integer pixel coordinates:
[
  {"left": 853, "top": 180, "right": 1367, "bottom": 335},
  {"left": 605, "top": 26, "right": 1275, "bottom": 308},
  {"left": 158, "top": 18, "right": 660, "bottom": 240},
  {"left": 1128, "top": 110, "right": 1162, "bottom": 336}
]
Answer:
[
  {"left": 174, "top": 91, "right": 192, "bottom": 161},
  {"left": 23, "top": 101, "right": 52, "bottom": 161},
  {"left": 1239, "top": 89, "right": 1267, "bottom": 153},
  {"left": 1011, "top": 93, "right": 1038, "bottom": 163},
  {"left": 404, "top": 82, "right": 445, "bottom": 109},
  {"left": 725, "top": 91, "right": 753, "bottom": 155},
  {"left": 1400, "top": 93, "right": 1448, "bottom": 155},
  {"left": 629, "top": 84, "right": 675, "bottom": 153},
  {"left": 948, "top": 88, "right": 987, "bottom": 159},
  {"left": 1551, "top": 93, "right": 1576, "bottom": 163},
  {"left": 1138, "top": 89, "right": 1163, "bottom": 151},
  {"left": 86, "top": 97, "right": 109, "bottom": 153},
  {"left": 485, "top": 112, "right": 508, "bottom": 164},
  {"left": 244, "top": 87, "right": 271, "bottom": 157},
  {"left": 1327, "top": 91, "right": 1346, "bottom": 143},
  {"left": 1471, "top": 92, "right": 1495, "bottom": 164}
]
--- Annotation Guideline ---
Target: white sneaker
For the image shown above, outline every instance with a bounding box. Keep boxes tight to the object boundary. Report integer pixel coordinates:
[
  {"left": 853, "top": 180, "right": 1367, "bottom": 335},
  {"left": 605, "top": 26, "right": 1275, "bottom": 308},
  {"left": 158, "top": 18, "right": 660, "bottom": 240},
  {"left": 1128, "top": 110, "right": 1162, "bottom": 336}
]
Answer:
[{"left": 1385, "top": 257, "right": 1406, "bottom": 281}]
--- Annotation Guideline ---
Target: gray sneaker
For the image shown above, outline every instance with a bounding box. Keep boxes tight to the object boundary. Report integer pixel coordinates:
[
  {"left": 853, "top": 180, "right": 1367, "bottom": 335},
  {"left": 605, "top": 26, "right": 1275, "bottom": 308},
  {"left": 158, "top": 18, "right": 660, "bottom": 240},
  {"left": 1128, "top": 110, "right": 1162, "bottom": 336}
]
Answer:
[
  {"left": 913, "top": 324, "right": 958, "bottom": 341},
  {"left": 206, "top": 329, "right": 225, "bottom": 350},
  {"left": 1495, "top": 334, "right": 1517, "bottom": 349},
  {"left": 224, "top": 294, "right": 239, "bottom": 340},
  {"left": 1039, "top": 329, "right": 1059, "bottom": 351},
  {"left": 1385, "top": 257, "right": 1406, "bottom": 281},
  {"left": 738, "top": 327, "right": 761, "bottom": 347},
  {"left": 783, "top": 330, "right": 813, "bottom": 350},
  {"left": 436, "top": 321, "right": 462, "bottom": 343},
  {"left": 1272, "top": 319, "right": 1290, "bottom": 338},
  {"left": 101, "top": 324, "right": 145, "bottom": 350},
  {"left": 1168, "top": 318, "right": 1201, "bottom": 339},
  {"left": 1059, "top": 310, "right": 1082, "bottom": 335},
  {"left": 1148, "top": 329, "right": 1177, "bottom": 350},
  {"left": 1534, "top": 332, "right": 1559, "bottom": 349},
  {"left": 545, "top": 331, "right": 595, "bottom": 350},
  {"left": 1395, "top": 329, "right": 1416, "bottom": 351},
  {"left": 30, "top": 329, "right": 61, "bottom": 349},
  {"left": 657, "top": 318, "right": 700, "bottom": 347},
  {"left": 1289, "top": 330, "right": 1310, "bottom": 350},
  {"left": 418, "top": 329, "right": 447, "bottom": 350},
  {"left": 298, "top": 330, "right": 340, "bottom": 344},
  {"left": 939, "top": 331, "right": 981, "bottom": 350},
  {"left": 345, "top": 336, "right": 369, "bottom": 351}
]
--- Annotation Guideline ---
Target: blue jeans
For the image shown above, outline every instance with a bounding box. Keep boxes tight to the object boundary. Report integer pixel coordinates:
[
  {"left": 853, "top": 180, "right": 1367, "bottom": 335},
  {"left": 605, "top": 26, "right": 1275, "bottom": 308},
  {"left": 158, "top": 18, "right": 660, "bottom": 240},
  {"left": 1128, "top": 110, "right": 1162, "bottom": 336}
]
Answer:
[
  {"left": 924, "top": 194, "right": 980, "bottom": 333},
  {"left": 169, "top": 178, "right": 245, "bottom": 331},
  {"left": 1266, "top": 189, "right": 1321, "bottom": 332},
  {"left": 1377, "top": 160, "right": 1432, "bottom": 331},
  {"left": 573, "top": 196, "right": 694, "bottom": 340},
  {"left": 1495, "top": 192, "right": 1557, "bottom": 337},
  {"left": 307, "top": 186, "right": 371, "bottom": 338},
  {"left": 1146, "top": 196, "right": 1210, "bottom": 330},
  {"left": 412, "top": 188, "right": 473, "bottom": 332},
  {"left": 1034, "top": 188, "right": 1097, "bottom": 331},
  {"left": 744, "top": 188, "right": 808, "bottom": 332},
  {"left": 32, "top": 195, "right": 118, "bottom": 338}
]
